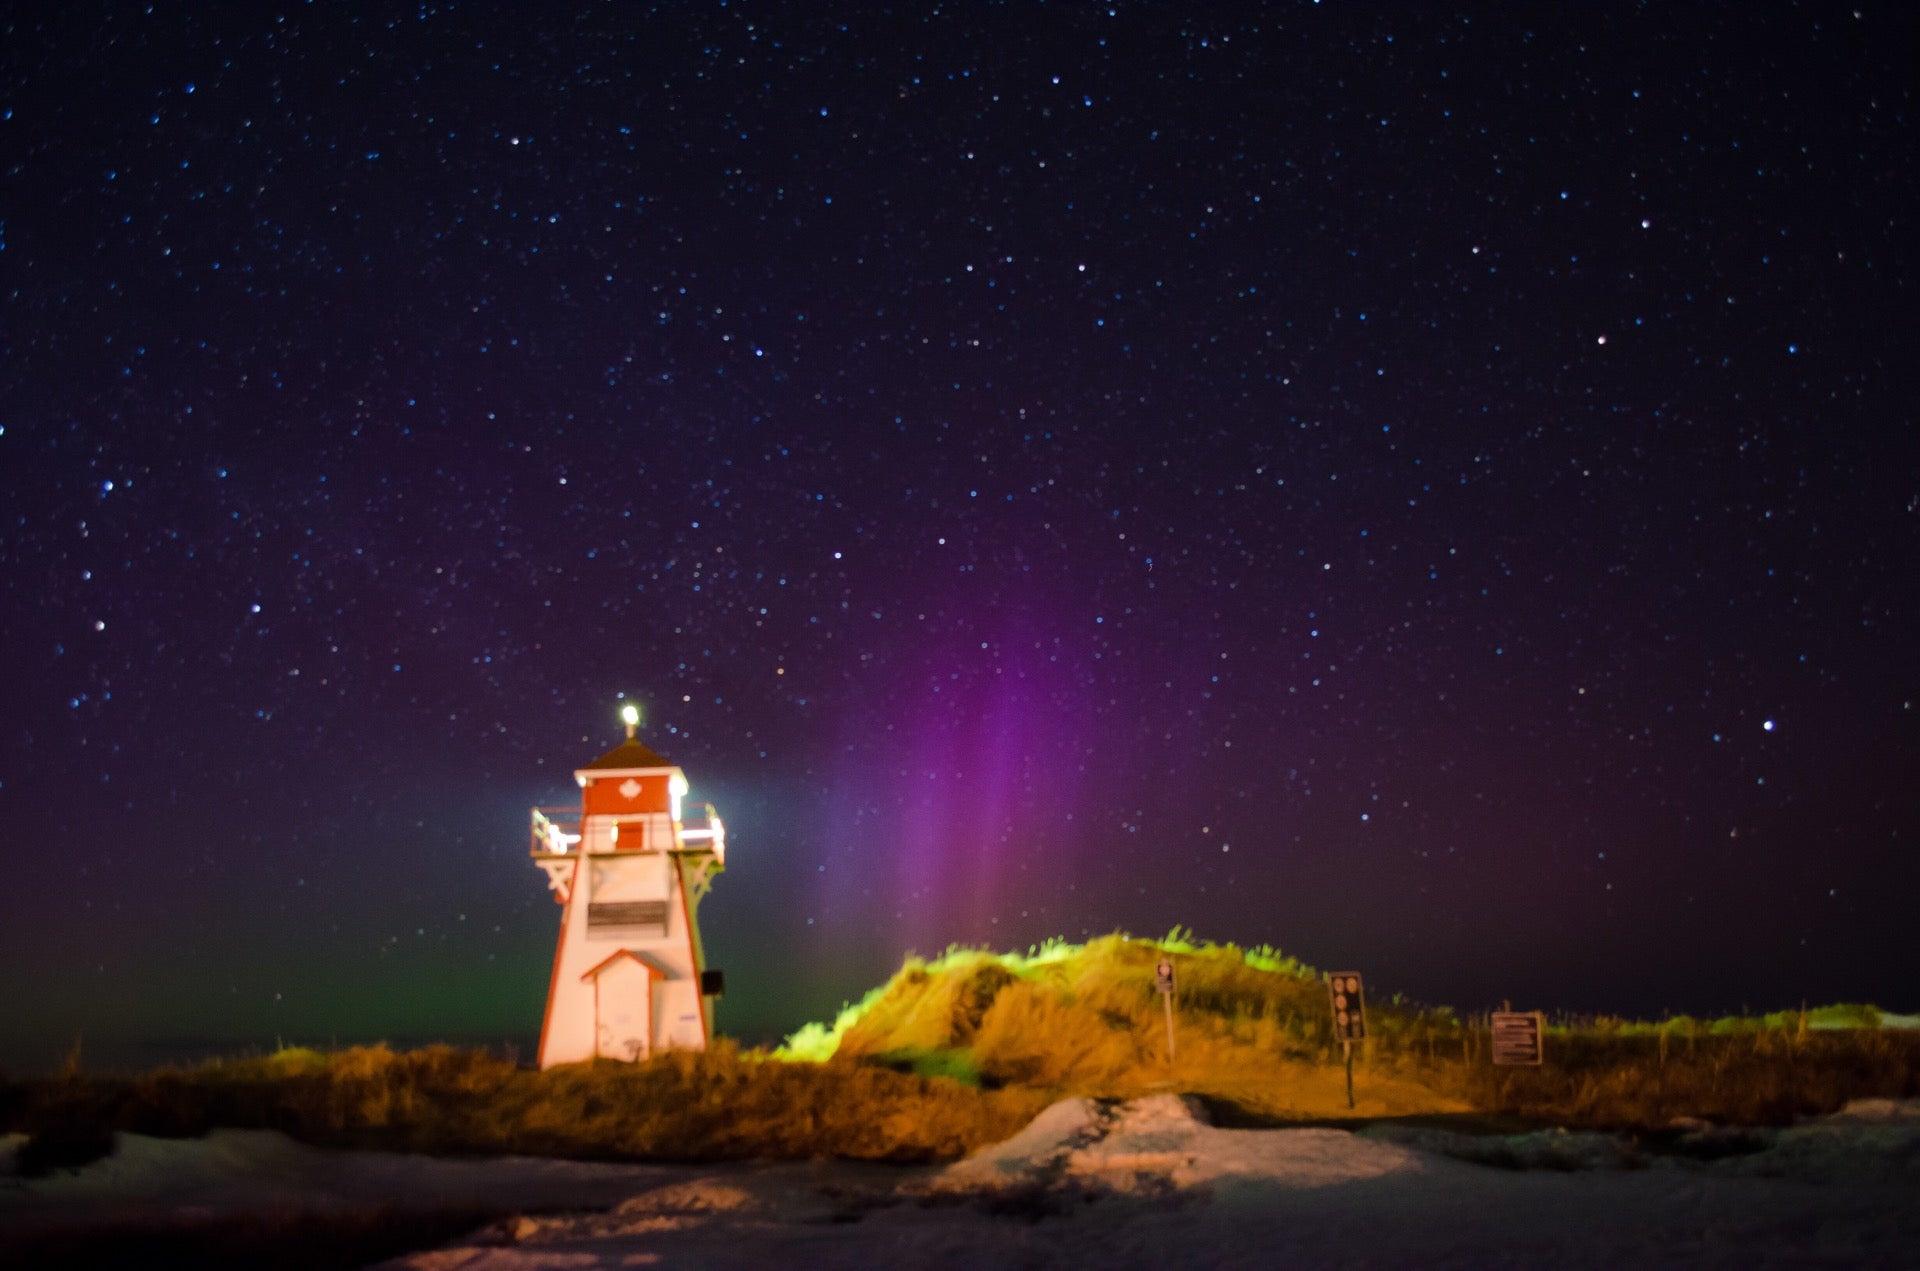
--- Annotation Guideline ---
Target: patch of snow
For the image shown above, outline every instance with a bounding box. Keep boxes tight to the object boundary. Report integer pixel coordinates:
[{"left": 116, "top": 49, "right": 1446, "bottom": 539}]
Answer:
[
  {"left": 1703, "top": 1100, "right": 1920, "bottom": 1185},
  {"left": 612, "top": 1177, "right": 759, "bottom": 1216},
  {"left": 1069, "top": 1094, "right": 1421, "bottom": 1191},
  {"left": 9, "top": 1103, "right": 1919, "bottom": 1268},
  {"left": 933, "top": 1095, "right": 1101, "bottom": 1189},
  {"left": 1821, "top": 1098, "right": 1920, "bottom": 1122},
  {"left": 938, "top": 1094, "right": 1423, "bottom": 1196},
  {"left": 395, "top": 1097, "right": 1919, "bottom": 1268}
]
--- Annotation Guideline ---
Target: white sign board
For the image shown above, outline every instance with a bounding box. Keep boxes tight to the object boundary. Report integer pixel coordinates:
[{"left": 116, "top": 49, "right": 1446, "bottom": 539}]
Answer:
[{"left": 1491, "top": 1011, "right": 1546, "bottom": 1066}]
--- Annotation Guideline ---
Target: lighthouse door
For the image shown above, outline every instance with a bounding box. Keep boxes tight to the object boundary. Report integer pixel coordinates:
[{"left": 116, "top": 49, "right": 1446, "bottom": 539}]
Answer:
[{"left": 593, "top": 955, "right": 654, "bottom": 1061}]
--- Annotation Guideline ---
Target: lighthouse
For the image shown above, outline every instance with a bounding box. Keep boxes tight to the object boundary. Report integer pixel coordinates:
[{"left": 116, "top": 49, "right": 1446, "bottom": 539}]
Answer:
[{"left": 529, "top": 704, "right": 726, "bottom": 1067}]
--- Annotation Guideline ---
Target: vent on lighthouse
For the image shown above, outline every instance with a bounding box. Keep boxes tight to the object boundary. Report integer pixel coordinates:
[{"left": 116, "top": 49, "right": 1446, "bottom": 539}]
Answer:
[{"left": 587, "top": 899, "right": 670, "bottom": 932}]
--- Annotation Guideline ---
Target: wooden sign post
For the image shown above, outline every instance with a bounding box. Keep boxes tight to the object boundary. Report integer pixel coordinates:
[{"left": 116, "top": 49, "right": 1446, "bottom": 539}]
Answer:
[
  {"left": 1490, "top": 1007, "right": 1546, "bottom": 1067},
  {"left": 1327, "top": 972, "right": 1367, "bottom": 1110},
  {"left": 1156, "top": 958, "right": 1177, "bottom": 1063}
]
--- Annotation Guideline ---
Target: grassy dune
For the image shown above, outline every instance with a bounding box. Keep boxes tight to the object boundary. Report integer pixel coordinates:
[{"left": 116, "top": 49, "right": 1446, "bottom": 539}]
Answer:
[
  {"left": 779, "top": 931, "right": 1920, "bottom": 1130},
  {"left": 5, "top": 932, "right": 1916, "bottom": 1170},
  {"left": 781, "top": 931, "right": 1469, "bottom": 1121}
]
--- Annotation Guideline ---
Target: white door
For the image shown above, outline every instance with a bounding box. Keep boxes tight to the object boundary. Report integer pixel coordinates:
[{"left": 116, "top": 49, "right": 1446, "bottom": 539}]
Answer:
[{"left": 595, "top": 957, "right": 654, "bottom": 1061}]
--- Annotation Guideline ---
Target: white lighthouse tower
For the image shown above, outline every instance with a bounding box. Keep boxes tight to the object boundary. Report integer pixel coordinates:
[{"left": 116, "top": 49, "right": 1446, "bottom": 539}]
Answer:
[{"left": 528, "top": 704, "right": 726, "bottom": 1068}]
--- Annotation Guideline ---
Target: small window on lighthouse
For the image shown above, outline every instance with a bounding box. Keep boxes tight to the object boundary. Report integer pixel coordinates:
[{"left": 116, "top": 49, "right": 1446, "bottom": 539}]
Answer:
[{"left": 670, "top": 771, "right": 689, "bottom": 823}]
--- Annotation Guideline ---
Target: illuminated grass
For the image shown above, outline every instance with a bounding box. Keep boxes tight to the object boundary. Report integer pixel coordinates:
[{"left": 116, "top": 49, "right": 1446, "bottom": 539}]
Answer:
[
  {"left": 767, "top": 930, "right": 1465, "bottom": 1116},
  {"left": 772, "top": 930, "right": 1919, "bottom": 1129},
  {"left": 1607, "top": 1004, "right": 1910, "bottom": 1037},
  {"left": 778, "top": 929, "right": 1325, "bottom": 1065},
  {"left": 7, "top": 932, "right": 1914, "bottom": 1172}
]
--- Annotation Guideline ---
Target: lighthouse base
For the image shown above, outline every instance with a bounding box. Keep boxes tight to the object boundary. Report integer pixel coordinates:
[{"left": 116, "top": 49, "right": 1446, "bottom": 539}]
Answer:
[{"left": 536, "top": 854, "right": 713, "bottom": 1069}]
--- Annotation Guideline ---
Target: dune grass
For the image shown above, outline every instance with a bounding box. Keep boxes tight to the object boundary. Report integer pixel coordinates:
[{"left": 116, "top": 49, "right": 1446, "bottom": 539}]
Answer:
[
  {"left": 782, "top": 929, "right": 1339, "bottom": 1072},
  {"left": 1, "top": 1040, "right": 1048, "bottom": 1173},
  {"left": 1457, "top": 1019, "right": 1920, "bottom": 1129},
  {"left": 5, "top": 931, "right": 1914, "bottom": 1174},
  {"left": 772, "top": 930, "right": 1918, "bottom": 1130},
  {"left": 778, "top": 930, "right": 1472, "bottom": 1121}
]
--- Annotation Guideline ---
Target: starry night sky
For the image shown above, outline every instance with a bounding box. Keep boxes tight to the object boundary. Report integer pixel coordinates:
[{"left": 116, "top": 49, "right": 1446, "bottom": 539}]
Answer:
[{"left": 2, "top": 3, "right": 1915, "bottom": 1072}]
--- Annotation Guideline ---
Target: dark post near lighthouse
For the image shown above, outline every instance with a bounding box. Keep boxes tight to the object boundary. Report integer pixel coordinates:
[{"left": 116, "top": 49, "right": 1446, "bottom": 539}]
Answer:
[
  {"left": 1156, "top": 957, "right": 1177, "bottom": 1062},
  {"left": 1328, "top": 972, "right": 1367, "bottom": 1110}
]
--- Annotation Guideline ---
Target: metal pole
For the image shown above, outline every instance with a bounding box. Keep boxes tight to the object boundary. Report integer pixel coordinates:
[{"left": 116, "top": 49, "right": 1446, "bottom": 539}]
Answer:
[
  {"left": 1163, "top": 988, "right": 1176, "bottom": 1062},
  {"left": 1343, "top": 1039, "right": 1354, "bottom": 1109}
]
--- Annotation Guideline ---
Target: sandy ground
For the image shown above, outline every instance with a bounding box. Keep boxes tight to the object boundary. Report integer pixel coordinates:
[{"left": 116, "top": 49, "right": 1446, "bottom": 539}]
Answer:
[{"left": 5, "top": 1098, "right": 1918, "bottom": 1268}]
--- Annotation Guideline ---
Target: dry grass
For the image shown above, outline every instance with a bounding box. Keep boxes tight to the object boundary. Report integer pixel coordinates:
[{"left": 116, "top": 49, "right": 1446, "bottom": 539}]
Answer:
[
  {"left": 1454, "top": 1021, "right": 1920, "bottom": 1130},
  {"left": 5, "top": 932, "right": 1914, "bottom": 1176},
  {"left": 781, "top": 932, "right": 1919, "bottom": 1129},
  {"left": 790, "top": 932, "right": 1471, "bottom": 1120},
  {"left": 1, "top": 1040, "right": 1047, "bottom": 1172}
]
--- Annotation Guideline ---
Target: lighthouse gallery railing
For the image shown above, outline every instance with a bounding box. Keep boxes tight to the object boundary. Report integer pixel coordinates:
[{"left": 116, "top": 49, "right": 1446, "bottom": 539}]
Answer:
[{"left": 529, "top": 804, "right": 725, "bottom": 860}]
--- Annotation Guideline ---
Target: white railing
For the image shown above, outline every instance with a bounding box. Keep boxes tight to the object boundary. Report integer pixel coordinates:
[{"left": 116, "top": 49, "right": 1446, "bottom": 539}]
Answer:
[{"left": 529, "top": 803, "right": 725, "bottom": 863}]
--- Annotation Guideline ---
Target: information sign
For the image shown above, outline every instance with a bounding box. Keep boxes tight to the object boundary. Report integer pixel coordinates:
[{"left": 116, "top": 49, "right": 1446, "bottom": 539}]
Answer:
[
  {"left": 1491, "top": 1011, "right": 1546, "bottom": 1066},
  {"left": 1327, "top": 972, "right": 1366, "bottom": 1041}
]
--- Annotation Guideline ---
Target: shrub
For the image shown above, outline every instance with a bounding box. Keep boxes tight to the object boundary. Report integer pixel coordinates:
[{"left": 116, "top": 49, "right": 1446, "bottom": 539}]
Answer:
[{"left": 1, "top": 1039, "right": 1045, "bottom": 1166}]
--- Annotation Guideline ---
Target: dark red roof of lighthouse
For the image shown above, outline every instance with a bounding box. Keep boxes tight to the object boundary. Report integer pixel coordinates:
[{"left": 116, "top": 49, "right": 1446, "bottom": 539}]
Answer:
[{"left": 580, "top": 736, "right": 675, "bottom": 771}]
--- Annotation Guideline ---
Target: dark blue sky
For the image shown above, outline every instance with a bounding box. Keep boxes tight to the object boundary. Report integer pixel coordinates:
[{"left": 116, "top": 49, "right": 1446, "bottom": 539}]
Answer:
[{"left": 2, "top": 2, "right": 1914, "bottom": 1071}]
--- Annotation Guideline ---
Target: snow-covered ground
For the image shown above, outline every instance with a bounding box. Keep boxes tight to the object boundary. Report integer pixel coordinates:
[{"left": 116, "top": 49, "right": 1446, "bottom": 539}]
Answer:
[
  {"left": 5, "top": 1098, "right": 1917, "bottom": 1267},
  {"left": 0, "top": 1129, "right": 669, "bottom": 1236}
]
